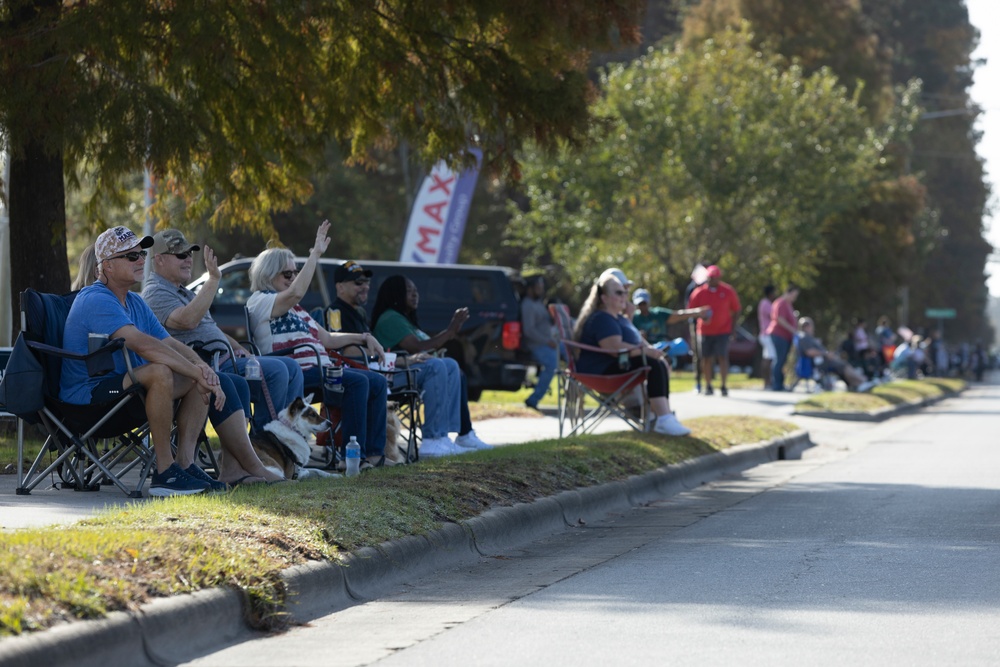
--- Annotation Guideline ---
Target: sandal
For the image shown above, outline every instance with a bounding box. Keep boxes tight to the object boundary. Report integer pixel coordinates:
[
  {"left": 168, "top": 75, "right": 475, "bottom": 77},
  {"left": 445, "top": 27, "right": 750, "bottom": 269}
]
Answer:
[{"left": 228, "top": 475, "right": 267, "bottom": 489}]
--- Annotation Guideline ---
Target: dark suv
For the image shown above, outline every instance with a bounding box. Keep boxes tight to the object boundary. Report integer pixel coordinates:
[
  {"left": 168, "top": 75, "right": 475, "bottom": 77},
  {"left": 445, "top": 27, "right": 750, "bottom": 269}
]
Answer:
[{"left": 187, "top": 258, "right": 530, "bottom": 401}]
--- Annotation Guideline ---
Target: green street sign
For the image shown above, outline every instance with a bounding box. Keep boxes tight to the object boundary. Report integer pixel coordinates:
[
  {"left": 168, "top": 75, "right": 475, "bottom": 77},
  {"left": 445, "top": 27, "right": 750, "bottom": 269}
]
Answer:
[{"left": 925, "top": 308, "right": 956, "bottom": 319}]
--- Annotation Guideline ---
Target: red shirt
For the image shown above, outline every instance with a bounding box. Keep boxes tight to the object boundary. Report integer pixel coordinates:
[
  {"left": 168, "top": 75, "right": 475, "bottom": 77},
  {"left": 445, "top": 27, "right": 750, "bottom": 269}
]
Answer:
[
  {"left": 689, "top": 281, "right": 741, "bottom": 336},
  {"left": 765, "top": 296, "right": 797, "bottom": 341}
]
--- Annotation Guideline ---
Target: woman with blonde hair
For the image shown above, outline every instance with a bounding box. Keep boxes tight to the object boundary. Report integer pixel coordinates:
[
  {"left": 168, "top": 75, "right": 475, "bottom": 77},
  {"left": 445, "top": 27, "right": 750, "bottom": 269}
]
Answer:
[
  {"left": 246, "top": 221, "right": 391, "bottom": 467},
  {"left": 573, "top": 273, "right": 690, "bottom": 436},
  {"left": 71, "top": 244, "right": 98, "bottom": 291}
]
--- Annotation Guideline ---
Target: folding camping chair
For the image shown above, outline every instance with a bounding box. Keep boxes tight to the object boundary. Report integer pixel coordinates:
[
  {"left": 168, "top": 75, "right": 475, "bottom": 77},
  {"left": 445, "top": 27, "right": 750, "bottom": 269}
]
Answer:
[
  {"left": 788, "top": 335, "right": 833, "bottom": 393},
  {"left": 10, "top": 290, "right": 154, "bottom": 497},
  {"left": 550, "top": 304, "right": 651, "bottom": 438},
  {"left": 317, "top": 304, "right": 422, "bottom": 463}
]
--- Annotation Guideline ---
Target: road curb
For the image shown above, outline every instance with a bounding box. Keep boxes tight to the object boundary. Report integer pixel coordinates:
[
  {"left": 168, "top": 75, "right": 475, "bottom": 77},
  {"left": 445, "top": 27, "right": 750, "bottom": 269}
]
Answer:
[
  {"left": 792, "top": 389, "right": 961, "bottom": 421},
  {"left": 0, "top": 430, "right": 811, "bottom": 666}
]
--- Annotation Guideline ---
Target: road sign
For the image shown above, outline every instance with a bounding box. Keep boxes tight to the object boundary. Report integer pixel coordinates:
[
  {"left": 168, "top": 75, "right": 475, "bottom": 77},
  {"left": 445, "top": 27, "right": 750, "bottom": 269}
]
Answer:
[{"left": 925, "top": 308, "right": 956, "bottom": 319}]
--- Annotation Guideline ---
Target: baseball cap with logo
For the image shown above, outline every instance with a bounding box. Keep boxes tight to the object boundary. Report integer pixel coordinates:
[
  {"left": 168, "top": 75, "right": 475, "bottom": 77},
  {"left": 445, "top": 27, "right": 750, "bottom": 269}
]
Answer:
[
  {"left": 151, "top": 229, "right": 201, "bottom": 256},
  {"left": 95, "top": 226, "right": 154, "bottom": 264},
  {"left": 334, "top": 260, "right": 374, "bottom": 283}
]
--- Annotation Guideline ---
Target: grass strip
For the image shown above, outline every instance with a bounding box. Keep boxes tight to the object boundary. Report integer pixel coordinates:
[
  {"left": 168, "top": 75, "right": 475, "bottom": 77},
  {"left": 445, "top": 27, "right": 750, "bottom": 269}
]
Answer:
[
  {"left": 0, "top": 415, "right": 796, "bottom": 639},
  {"left": 796, "top": 377, "right": 965, "bottom": 413}
]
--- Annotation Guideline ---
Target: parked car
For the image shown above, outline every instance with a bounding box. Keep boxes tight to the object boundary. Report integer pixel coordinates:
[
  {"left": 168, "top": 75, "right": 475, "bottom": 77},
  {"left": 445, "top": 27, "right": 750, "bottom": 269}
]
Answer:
[{"left": 187, "top": 258, "right": 531, "bottom": 401}]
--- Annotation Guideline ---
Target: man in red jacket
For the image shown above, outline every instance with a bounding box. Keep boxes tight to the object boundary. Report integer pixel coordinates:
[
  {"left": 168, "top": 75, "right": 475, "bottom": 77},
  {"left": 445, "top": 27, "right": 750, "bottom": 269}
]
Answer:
[{"left": 687, "top": 265, "right": 742, "bottom": 396}]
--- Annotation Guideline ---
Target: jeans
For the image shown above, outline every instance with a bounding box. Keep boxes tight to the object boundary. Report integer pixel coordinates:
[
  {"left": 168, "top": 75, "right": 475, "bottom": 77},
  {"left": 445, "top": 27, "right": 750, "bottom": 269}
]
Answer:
[
  {"left": 304, "top": 366, "right": 387, "bottom": 458},
  {"left": 526, "top": 344, "right": 558, "bottom": 407},
  {"left": 771, "top": 334, "right": 792, "bottom": 391},
  {"left": 230, "top": 355, "right": 305, "bottom": 431},
  {"left": 398, "top": 357, "right": 463, "bottom": 439}
]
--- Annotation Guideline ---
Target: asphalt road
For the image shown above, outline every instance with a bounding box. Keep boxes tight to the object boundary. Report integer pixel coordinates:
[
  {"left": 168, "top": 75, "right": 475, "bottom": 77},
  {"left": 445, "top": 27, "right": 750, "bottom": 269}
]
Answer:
[{"left": 180, "top": 380, "right": 1000, "bottom": 666}]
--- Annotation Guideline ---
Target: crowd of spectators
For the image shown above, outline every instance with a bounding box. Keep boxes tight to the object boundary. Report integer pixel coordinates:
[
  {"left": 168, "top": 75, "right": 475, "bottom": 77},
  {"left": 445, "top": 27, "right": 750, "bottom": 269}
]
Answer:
[{"left": 52, "top": 224, "right": 996, "bottom": 495}]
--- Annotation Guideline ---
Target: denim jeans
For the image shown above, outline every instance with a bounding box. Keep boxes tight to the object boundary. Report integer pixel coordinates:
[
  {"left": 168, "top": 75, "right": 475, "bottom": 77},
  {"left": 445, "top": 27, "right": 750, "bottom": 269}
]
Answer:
[
  {"left": 398, "top": 357, "right": 463, "bottom": 439},
  {"left": 526, "top": 344, "right": 558, "bottom": 407},
  {"left": 771, "top": 334, "right": 792, "bottom": 391},
  {"left": 231, "top": 355, "right": 305, "bottom": 432},
  {"left": 304, "top": 366, "right": 387, "bottom": 458}
]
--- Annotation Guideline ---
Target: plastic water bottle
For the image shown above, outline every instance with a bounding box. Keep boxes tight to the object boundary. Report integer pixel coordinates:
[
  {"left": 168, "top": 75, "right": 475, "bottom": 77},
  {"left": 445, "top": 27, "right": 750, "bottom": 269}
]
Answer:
[
  {"left": 345, "top": 436, "right": 361, "bottom": 477},
  {"left": 324, "top": 363, "right": 344, "bottom": 393},
  {"left": 244, "top": 355, "right": 262, "bottom": 381}
]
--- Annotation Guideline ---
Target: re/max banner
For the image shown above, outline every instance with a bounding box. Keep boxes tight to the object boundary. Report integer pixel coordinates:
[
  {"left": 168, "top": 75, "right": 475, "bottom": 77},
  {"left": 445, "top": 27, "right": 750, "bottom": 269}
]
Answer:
[{"left": 399, "top": 149, "right": 481, "bottom": 264}]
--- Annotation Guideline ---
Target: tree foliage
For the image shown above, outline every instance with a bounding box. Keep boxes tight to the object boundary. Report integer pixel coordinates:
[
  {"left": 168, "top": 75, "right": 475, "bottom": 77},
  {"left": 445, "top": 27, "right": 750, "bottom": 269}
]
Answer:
[
  {"left": 1, "top": 0, "right": 643, "bottom": 322},
  {"left": 674, "top": 0, "right": 991, "bottom": 342},
  {"left": 507, "top": 25, "right": 902, "bottom": 311}
]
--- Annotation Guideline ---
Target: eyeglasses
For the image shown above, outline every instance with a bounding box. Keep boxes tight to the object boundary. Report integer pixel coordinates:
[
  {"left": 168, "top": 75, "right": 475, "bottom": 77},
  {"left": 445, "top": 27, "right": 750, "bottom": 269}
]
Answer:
[
  {"left": 353, "top": 279, "right": 370, "bottom": 286},
  {"left": 171, "top": 252, "right": 192, "bottom": 260},
  {"left": 610, "top": 290, "right": 626, "bottom": 296},
  {"left": 108, "top": 250, "right": 147, "bottom": 263},
  {"left": 280, "top": 270, "right": 299, "bottom": 280}
]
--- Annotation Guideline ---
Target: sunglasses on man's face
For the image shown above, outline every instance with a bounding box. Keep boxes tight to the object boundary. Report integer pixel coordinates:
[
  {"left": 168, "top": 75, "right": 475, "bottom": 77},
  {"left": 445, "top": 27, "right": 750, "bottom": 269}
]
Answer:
[
  {"left": 171, "top": 252, "right": 192, "bottom": 260},
  {"left": 353, "top": 279, "right": 370, "bottom": 287},
  {"left": 109, "top": 250, "right": 147, "bottom": 263},
  {"left": 281, "top": 270, "right": 300, "bottom": 280}
]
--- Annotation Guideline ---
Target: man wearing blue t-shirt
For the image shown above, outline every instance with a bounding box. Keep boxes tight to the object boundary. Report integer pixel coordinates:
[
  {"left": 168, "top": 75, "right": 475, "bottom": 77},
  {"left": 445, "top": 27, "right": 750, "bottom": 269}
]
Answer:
[{"left": 61, "top": 226, "right": 229, "bottom": 496}]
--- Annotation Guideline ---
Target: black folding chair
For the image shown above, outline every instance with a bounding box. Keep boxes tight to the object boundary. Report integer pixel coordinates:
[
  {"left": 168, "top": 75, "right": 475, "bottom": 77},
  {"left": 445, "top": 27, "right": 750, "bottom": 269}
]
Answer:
[
  {"left": 320, "top": 304, "right": 422, "bottom": 463},
  {"left": 11, "top": 290, "right": 154, "bottom": 497}
]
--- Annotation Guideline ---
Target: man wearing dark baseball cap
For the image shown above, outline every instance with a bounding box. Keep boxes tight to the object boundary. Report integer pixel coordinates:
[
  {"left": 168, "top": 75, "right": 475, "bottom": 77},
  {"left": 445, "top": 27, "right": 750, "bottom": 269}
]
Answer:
[{"left": 329, "top": 260, "right": 374, "bottom": 334}]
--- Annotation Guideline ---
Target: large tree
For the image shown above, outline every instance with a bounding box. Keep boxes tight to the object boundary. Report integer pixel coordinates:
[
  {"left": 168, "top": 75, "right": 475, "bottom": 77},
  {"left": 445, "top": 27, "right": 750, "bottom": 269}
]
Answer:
[
  {"left": 677, "top": 0, "right": 990, "bottom": 341},
  {"left": 507, "top": 26, "right": 905, "bottom": 311},
  {"left": 0, "top": 0, "right": 643, "bottom": 329}
]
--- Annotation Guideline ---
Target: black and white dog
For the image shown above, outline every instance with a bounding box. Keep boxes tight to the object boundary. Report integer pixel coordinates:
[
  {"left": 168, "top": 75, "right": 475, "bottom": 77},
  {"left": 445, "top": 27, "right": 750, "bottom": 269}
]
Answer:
[{"left": 252, "top": 394, "right": 340, "bottom": 480}]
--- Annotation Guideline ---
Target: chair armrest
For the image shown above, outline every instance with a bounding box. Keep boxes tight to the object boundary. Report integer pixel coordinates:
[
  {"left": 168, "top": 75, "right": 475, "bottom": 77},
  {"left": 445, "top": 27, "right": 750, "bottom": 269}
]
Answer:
[
  {"left": 190, "top": 339, "right": 240, "bottom": 374},
  {"left": 27, "top": 337, "right": 140, "bottom": 384}
]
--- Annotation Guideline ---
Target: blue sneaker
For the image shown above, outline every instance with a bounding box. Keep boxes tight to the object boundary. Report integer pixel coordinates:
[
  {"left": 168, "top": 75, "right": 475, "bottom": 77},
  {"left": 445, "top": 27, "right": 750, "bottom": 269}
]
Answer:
[
  {"left": 185, "top": 464, "right": 229, "bottom": 492},
  {"left": 149, "top": 463, "right": 211, "bottom": 497}
]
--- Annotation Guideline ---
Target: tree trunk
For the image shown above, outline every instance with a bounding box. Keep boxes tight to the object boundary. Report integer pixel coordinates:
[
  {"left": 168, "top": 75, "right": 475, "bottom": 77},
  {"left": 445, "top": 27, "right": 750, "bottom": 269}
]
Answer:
[{"left": 8, "top": 139, "right": 69, "bottom": 337}]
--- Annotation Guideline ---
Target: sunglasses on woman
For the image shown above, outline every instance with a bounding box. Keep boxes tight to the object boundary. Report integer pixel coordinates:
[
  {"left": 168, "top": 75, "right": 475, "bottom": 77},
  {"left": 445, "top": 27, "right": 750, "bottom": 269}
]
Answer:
[
  {"left": 108, "top": 250, "right": 147, "bottom": 262},
  {"left": 281, "top": 270, "right": 300, "bottom": 280}
]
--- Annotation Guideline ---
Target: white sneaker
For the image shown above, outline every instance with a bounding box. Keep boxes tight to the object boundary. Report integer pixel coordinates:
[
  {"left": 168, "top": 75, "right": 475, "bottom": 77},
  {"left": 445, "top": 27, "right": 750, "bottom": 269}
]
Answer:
[
  {"left": 454, "top": 430, "right": 492, "bottom": 451},
  {"left": 653, "top": 413, "right": 691, "bottom": 437},
  {"left": 420, "top": 436, "right": 458, "bottom": 457}
]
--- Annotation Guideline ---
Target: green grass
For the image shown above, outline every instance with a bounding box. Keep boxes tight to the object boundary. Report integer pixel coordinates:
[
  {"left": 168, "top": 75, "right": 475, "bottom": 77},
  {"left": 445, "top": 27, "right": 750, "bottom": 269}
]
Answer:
[
  {"left": 796, "top": 377, "right": 965, "bottom": 413},
  {"left": 0, "top": 415, "right": 798, "bottom": 639}
]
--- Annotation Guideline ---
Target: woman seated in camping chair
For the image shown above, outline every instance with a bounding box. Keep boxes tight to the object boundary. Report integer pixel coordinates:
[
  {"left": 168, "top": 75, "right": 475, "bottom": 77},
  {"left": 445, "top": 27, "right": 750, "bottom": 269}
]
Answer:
[
  {"left": 572, "top": 273, "right": 691, "bottom": 437},
  {"left": 246, "top": 220, "right": 391, "bottom": 469}
]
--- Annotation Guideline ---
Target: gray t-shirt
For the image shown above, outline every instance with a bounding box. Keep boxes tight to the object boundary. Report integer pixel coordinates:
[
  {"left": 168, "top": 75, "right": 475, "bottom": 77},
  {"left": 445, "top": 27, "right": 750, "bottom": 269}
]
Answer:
[
  {"left": 141, "top": 272, "right": 229, "bottom": 353},
  {"left": 520, "top": 296, "right": 555, "bottom": 348}
]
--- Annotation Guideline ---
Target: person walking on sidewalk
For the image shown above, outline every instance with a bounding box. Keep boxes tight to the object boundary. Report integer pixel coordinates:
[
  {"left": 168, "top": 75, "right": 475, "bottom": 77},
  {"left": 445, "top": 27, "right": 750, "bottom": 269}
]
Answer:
[
  {"left": 757, "top": 285, "right": 776, "bottom": 389},
  {"left": 764, "top": 284, "right": 800, "bottom": 391},
  {"left": 687, "top": 265, "right": 741, "bottom": 396},
  {"left": 521, "top": 274, "right": 558, "bottom": 412}
]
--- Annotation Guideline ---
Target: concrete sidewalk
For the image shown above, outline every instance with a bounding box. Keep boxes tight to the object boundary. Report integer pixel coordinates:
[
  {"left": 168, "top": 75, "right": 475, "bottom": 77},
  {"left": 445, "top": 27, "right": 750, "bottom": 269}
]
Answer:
[{"left": 0, "top": 383, "right": 886, "bottom": 530}]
